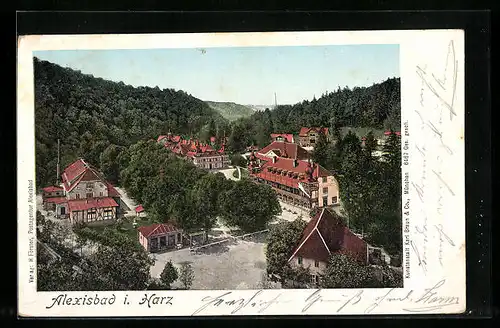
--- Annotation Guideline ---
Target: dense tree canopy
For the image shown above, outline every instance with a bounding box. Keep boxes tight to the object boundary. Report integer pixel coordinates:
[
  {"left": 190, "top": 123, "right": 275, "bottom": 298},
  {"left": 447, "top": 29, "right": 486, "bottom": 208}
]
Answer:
[
  {"left": 37, "top": 211, "right": 155, "bottom": 291},
  {"left": 233, "top": 79, "right": 400, "bottom": 142},
  {"left": 219, "top": 179, "right": 282, "bottom": 232},
  {"left": 265, "top": 219, "right": 308, "bottom": 285}
]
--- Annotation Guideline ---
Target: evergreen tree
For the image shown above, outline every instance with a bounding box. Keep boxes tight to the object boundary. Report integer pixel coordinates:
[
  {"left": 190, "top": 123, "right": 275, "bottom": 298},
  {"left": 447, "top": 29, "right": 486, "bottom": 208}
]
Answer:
[
  {"left": 311, "top": 129, "right": 330, "bottom": 168},
  {"left": 179, "top": 263, "right": 195, "bottom": 289},
  {"left": 160, "top": 260, "right": 179, "bottom": 289}
]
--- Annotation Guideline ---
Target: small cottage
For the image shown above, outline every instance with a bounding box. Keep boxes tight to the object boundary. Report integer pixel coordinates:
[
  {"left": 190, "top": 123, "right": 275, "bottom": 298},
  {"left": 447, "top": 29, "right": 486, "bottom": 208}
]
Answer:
[
  {"left": 138, "top": 223, "right": 183, "bottom": 253},
  {"left": 135, "top": 204, "right": 145, "bottom": 217},
  {"left": 288, "top": 208, "right": 368, "bottom": 286}
]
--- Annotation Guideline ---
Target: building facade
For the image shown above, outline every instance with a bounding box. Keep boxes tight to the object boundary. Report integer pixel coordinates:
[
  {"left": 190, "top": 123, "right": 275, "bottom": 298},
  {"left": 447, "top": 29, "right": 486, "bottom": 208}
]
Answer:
[
  {"left": 138, "top": 223, "right": 184, "bottom": 252},
  {"left": 298, "top": 127, "right": 329, "bottom": 148},
  {"left": 288, "top": 208, "right": 368, "bottom": 286},
  {"left": 41, "top": 158, "right": 121, "bottom": 225},
  {"left": 248, "top": 145, "right": 340, "bottom": 209}
]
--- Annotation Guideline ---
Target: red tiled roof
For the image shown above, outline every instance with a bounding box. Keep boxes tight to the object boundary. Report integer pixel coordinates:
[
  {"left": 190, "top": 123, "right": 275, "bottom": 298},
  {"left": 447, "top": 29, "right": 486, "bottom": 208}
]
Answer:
[
  {"left": 44, "top": 197, "right": 67, "bottom": 204},
  {"left": 67, "top": 197, "right": 118, "bottom": 212},
  {"left": 62, "top": 159, "right": 88, "bottom": 188},
  {"left": 135, "top": 204, "right": 144, "bottom": 213},
  {"left": 251, "top": 158, "right": 332, "bottom": 189},
  {"left": 270, "top": 133, "right": 294, "bottom": 143},
  {"left": 384, "top": 131, "right": 392, "bottom": 136},
  {"left": 138, "top": 223, "right": 180, "bottom": 238},
  {"left": 288, "top": 209, "right": 367, "bottom": 264},
  {"left": 258, "top": 141, "right": 309, "bottom": 160},
  {"left": 157, "top": 135, "right": 168, "bottom": 142},
  {"left": 42, "top": 186, "right": 64, "bottom": 193},
  {"left": 299, "top": 127, "right": 329, "bottom": 137},
  {"left": 395, "top": 131, "right": 401, "bottom": 136}
]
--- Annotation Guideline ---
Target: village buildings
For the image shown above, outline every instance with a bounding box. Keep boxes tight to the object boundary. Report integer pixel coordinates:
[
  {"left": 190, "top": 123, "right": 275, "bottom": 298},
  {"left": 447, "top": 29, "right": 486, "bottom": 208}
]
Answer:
[
  {"left": 158, "top": 133, "right": 230, "bottom": 170},
  {"left": 288, "top": 208, "right": 368, "bottom": 285},
  {"left": 248, "top": 141, "right": 340, "bottom": 209},
  {"left": 298, "top": 127, "right": 329, "bottom": 148},
  {"left": 41, "top": 158, "right": 121, "bottom": 225}
]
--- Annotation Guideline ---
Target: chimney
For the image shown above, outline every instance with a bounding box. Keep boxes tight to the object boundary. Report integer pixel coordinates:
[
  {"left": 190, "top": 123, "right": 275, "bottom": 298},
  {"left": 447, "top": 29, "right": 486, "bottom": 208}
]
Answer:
[
  {"left": 293, "top": 159, "right": 298, "bottom": 167},
  {"left": 86, "top": 199, "right": 88, "bottom": 204},
  {"left": 272, "top": 156, "right": 277, "bottom": 164}
]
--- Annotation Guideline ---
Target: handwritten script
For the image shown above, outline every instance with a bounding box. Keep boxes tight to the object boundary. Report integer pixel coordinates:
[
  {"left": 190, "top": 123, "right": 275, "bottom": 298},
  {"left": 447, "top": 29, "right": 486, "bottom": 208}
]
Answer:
[
  {"left": 411, "top": 39, "right": 459, "bottom": 273},
  {"left": 192, "top": 279, "right": 460, "bottom": 315}
]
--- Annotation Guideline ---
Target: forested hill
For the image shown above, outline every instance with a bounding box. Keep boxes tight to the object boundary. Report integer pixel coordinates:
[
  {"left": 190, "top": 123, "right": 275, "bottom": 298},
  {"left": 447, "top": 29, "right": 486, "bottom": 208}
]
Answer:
[
  {"left": 205, "top": 101, "right": 255, "bottom": 121},
  {"left": 34, "top": 58, "right": 229, "bottom": 188},
  {"left": 227, "top": 77, "right": 401, "bottom": 150}
]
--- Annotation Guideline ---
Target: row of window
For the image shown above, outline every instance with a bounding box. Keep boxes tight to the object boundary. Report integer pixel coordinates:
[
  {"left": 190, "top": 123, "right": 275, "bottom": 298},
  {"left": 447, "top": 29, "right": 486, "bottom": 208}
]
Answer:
[
  {"left": 74, "top": 191, "right": 104, "bottom": 199},
  {"left": 73, "top": 208, "right": 114, "bottom": 222},
  {"left": 199, "top": 157, "right": 223, "bottom": 162}
]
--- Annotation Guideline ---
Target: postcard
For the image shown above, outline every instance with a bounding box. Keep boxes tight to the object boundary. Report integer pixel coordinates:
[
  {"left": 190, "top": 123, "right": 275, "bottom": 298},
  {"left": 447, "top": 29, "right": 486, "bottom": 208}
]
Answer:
[{"left": 17, "top": 30, "right": 465, "bottom": 317}]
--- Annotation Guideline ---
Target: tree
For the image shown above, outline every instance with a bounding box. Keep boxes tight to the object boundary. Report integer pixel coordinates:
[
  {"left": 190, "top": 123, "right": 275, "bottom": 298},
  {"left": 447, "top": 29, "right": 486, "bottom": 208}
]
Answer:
[
  {"left": 363, "top": 131, "right": 378, "bottom": 159},
  {"left": 179, "top": 262, "right": 195, "bottom": 289},
  {"left": 219, "top": 179, "right": 281, "bottom": 232},
  {"left": 188, "top": 172, "right": 230, "bottom": 239},
  {"left": 265, "top": 219, "right": 307, "bottom": 284},
  {"left": 160, "top": 260, "right": 179, "bottom": 289},
  {"left": 230, "top": 154, "right": 247, "bottom": 167},
  {"left": 100, "top": 144, "right": 122, "bottom": 184},
  {"left": 320, "top": 254, "right": 377, "bottom": 288}
]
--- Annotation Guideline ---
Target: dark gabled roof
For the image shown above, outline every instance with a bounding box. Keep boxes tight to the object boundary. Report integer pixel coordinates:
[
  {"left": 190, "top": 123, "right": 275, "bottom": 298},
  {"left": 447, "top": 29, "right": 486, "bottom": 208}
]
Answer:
[{"left": 288, "top": 209, "right": 367, "bottom": 263}]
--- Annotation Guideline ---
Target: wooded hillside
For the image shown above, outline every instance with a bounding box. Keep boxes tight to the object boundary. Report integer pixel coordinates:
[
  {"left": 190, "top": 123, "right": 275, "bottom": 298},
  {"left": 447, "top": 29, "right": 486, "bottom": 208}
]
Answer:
[{"left": 34, "top": 58, "right": 229, "bottom": 188}]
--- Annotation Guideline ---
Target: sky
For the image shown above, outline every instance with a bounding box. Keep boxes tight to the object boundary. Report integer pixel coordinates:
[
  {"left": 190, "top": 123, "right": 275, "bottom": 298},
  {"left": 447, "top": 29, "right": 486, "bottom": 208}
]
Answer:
[{"left": 34, "top": 44, "right": 399, "bottom": 105}]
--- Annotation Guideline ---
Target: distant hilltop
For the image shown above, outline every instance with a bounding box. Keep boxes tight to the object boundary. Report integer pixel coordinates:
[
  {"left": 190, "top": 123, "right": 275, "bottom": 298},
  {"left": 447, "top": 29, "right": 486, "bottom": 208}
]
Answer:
[{"left": 246, "top": 104, "right": 276, "bottom": 112}]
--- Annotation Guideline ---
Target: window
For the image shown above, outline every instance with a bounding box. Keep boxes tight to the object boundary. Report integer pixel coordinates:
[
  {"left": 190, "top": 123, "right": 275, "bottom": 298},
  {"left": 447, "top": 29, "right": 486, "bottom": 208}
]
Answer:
[
  {"left": 87, "top": 209, "right": 97, "bottom": 221},
  {"left": 322, "top": 187, "right": 328, "bottom": 194},
  {"left": 103, "top": 209, "right": 113, "bottom": 219},
  {"left": 86, "top": 192, "right": 93, "bottom": 198},
  {"left": 310, "top": 139, "right": 316, "bottom": 144},
  {"left": 331, "top": 196, "right": 338, "bottom": 204},
  {"left": 99, "top": 192, "right": 103, "bottom": 197},
  {"left": 298, "top": 257, "right": 303, "bottom": 265},
  {"left": 310, "top": 274, "right": 316, "bottom": 283},
  {"left": 315, "top": 275, "right": 319, "bottom": 284},
  {"left": 75, "top": 193, "right": 80, "bottom": 199},
  {"left": 323, "top": 196, "right": 328, "bottom": 205},
  {"left": 314, "top": 260, "right": 319, "bottom": 268}
]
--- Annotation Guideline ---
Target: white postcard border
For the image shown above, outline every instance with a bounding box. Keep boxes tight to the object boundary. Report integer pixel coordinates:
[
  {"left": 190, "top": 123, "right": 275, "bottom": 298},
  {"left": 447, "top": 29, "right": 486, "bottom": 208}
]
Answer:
[{"left": 17, "top": 30, "right": 466, "bottom": 317}]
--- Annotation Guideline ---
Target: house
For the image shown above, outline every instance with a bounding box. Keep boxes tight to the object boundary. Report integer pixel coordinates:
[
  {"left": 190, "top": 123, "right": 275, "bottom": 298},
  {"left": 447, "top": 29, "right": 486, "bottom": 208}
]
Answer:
[
  {"left": 41, "top": 158, "right": 122, "bottom": 224},
  {"left": 270, "top": 133, "right": 294, "bottom": 143},
  {"left": 135, "top": 204, "right": 145, "bottom": 217},
  {"left": 138, "top": 223, "right": 183, "bottom": 252},
  {"left": 158, "top": 134, "right": 230, "bottom": 170},
  {"left": 248, "top": 148, "right": 340, "bottom": 209},
  {"left": 288, "top": 208, "right": 368, "bottom": 285},
  {"left": 298, "top": 127, "right": 329, "bottom": 148}
]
